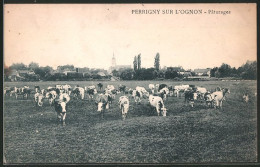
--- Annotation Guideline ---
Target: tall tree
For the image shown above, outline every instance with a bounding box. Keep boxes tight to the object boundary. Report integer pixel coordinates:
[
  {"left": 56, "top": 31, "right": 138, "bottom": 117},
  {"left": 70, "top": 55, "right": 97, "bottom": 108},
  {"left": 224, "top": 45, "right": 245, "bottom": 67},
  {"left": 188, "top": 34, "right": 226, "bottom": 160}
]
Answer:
[
  {"left": 137, "top": 54, "right": 141, "bottom": 70},
  {"left": 28, "top": 62, "right": 39, "bottom": 70},
  {"left": 10, "top": 63, "right": 28, "bottom": 70},
  {"left": 133, "top": 56, "right": 137, "bottom": 71},
  {"left": 154, "top": 53, "right": 160, "bottom": 71}
]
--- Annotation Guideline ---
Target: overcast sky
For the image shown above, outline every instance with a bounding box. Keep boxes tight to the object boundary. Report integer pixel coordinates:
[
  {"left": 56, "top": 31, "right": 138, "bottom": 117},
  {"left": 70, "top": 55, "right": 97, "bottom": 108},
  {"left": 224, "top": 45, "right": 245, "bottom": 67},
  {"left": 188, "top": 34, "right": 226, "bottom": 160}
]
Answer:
[{"left": 4, "top": 3, "right": 256, "bottom": 70}]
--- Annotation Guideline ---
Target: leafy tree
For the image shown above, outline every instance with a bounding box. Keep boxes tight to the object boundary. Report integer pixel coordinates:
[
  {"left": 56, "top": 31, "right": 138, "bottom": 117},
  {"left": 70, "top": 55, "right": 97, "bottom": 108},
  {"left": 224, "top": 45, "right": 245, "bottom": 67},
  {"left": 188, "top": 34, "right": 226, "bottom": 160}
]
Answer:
[
  {"left": 57, "top": 65, "right": 74, "bottom": 71},
  {"left": 28, "top": 62, "right": 39, "bottom": 70},
  {"left": 10, "top": 63, "right": 28, "bottom": 70},
  {"left": 210, "top": 67, "right": 218, "bottom": 77},
  {"left": 34, "top": 66, "right": 53, "bottom": 80},
  {"left": 217, "top": 63, "right": 232, "bottom": 77},
  {"left": 154, "top": 53, "right": 160, "bottom": 71},
  {"left": 120, "top": 69, "right": 134, "bottom": 80},
  {"left": 240, "top": 61, "right": 257, "bottom": 79},
  {"left": 112, "top": 69, "right": 120, "bottom": 77}
]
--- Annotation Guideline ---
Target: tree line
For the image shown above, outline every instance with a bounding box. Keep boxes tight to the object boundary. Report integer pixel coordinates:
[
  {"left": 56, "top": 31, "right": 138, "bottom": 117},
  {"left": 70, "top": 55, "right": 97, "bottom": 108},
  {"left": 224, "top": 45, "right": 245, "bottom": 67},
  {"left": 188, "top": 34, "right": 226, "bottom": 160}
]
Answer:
[{"left": 4, "top": 55, "right": 257, "bottom": 81}]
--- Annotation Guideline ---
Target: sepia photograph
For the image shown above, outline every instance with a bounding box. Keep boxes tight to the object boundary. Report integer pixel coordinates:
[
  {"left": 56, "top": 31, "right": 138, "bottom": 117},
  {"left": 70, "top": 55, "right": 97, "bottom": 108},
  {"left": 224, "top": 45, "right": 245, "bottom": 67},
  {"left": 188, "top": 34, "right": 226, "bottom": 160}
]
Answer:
[{"left": 3, "top": 3, "right": 257, "bottom": 164}]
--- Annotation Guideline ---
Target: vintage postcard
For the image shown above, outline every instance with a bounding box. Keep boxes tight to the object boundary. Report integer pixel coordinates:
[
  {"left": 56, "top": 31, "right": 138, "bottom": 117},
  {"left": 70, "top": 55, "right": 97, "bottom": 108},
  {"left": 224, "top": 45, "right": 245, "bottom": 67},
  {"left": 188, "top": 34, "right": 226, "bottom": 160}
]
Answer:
[{"left": 3, "top": 3, "right": 257, "bottom": 164}]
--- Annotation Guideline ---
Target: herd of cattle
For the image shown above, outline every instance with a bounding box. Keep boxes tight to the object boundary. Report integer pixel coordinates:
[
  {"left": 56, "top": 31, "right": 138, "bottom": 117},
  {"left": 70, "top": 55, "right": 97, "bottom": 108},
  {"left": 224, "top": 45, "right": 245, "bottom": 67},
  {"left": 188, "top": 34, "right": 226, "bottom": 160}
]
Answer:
[{"left": 4, "top": 83, "right": 232, "bottom": 125}]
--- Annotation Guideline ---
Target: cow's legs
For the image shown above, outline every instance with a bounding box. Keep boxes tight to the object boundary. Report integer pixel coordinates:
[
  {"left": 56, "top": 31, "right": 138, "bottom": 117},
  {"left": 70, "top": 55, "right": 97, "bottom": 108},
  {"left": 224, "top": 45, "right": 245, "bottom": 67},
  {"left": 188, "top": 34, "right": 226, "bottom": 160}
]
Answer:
[{"left": 122, "top": 108, "right": 126, "bottom": 120}]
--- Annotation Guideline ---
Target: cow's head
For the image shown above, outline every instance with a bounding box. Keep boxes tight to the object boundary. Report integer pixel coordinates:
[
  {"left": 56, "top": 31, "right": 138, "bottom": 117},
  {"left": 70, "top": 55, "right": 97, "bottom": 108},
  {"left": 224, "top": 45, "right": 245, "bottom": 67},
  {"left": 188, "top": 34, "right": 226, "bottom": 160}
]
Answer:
[{"left": 161, "top": 107, "right": 167, "bottom": 117}]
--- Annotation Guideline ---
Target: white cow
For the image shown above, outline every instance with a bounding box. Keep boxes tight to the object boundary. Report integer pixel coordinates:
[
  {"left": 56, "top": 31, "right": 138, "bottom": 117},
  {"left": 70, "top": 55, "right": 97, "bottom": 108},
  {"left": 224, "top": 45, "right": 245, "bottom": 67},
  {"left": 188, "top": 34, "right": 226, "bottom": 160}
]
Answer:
[
  {"left": 54, "top": 93, "right": 70, "bottom": 125},
  {"left": 86, "top": 86, "right": 97, "bottom": 100},
  {"left": 34, "top": 92, "right": 44, "bottom": 107},
  {"left": 243, "top": 93, "right": 249, "bottom": 103},
  {"left": 118, "top": 96, "right": 130, "bottom": 120},
  {"left": 149, "top": 95, "right": 167, "bottom": 116},
  {"left": 96, "top": 93, "right": 109, "bottom": 118},
  {"left": 211, "top": 88, "right": 230, "bottom": 109}
]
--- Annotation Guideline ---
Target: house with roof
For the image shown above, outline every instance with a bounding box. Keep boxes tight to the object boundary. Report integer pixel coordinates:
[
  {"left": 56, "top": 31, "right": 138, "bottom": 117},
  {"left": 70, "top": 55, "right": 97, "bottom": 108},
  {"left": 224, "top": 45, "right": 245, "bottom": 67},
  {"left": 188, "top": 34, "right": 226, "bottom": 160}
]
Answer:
[{"left": 193, "top": 68, "right": 211, "bottom": 77}]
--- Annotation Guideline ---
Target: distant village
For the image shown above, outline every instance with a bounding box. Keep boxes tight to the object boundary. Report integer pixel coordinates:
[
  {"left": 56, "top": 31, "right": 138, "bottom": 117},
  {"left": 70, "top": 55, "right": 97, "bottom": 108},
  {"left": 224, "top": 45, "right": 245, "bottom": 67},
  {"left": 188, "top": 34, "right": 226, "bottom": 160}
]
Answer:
[{"left": 4, "top": 54, "right": 256, "bottom": 82}]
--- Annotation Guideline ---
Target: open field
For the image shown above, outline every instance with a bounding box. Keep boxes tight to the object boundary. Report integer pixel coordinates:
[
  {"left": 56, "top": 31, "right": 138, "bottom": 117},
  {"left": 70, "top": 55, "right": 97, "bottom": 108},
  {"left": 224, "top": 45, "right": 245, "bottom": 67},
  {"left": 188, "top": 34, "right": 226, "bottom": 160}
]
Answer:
[{"left": 3, "top": 80, "right": 257, "bottom": 163}]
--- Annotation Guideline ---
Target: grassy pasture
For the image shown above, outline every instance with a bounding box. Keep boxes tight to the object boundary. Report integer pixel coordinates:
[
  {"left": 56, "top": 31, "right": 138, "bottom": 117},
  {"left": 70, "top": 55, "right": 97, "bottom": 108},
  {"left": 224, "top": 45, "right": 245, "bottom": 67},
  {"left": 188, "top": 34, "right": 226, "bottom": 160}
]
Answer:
[{"left": 3, "top": 80, "right": 257, "bottom": 163}]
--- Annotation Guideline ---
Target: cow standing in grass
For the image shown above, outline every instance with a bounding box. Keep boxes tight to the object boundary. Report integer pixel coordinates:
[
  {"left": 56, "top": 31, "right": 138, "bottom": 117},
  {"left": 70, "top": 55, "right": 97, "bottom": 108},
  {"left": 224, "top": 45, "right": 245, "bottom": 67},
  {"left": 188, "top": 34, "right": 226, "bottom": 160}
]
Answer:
[
  {"left": 158, "top": 87, "right": 169, "bottom": 101},
  {"left": 86, "top": 86, "right": 97, "bottom": 100},
  {"left": 34, "top": 92, "right": 44, "bottom": 107},
  {"left": 54, "top": 91, "right": 70, "bottom": 126},
  {"left": 149, "top": 95, "right": 167, "bottom": 116},
  {"left": 118, "top": 96, "right": 130, "bottom": 120},
  {"left": 211, "top": 88, "right": 230, "bottom": 110},
  {"left": 184, "top": 90, "right": 196, "bottom": 107},
  {"left": 243, "top": 93, "right": 249, "bottom": 103},
  {"left": 95, "top": 93, "right": 109, "bottom": 119},
  {"left": 73, "top": 86, "right": 85, "bottom": 100}
]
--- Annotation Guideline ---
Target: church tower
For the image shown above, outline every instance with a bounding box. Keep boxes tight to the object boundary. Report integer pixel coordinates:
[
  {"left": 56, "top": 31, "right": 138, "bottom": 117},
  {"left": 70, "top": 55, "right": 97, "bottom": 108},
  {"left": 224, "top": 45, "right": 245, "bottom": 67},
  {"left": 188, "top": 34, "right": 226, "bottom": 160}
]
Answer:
[{"left": 112, "top": 53, "right": 116, "bottom": 67}]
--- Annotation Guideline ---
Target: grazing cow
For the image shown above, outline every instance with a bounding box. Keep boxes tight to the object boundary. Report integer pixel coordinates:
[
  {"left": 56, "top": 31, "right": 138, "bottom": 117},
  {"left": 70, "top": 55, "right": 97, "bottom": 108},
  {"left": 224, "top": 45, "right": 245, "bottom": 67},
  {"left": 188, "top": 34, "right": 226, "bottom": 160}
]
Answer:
[
  {"left": 97, "top": 83, "right": 103, "bottom": 91},
  {"left": 118, "top": 96, "right": 130, "bottom": 120},
  {"left": 148, "top": 84, "right": 155, "bottom": 94},
  {"left": 86, "top": 86, "right": 97, "bottom": 100},
  {"left": 184, "top": 90, "right": 196, "bottom": 107},
  {"left": 243, "top": 93, "right": 249, "bottom": 103},
  {"left": 211, "top": 88, "right": 230, "bottom": 109},
  {"left": 34, "top": 92, "right": 44, "bottom": 107},
  {"left": 133, "top": 87, "right": 149, "bottom": 104},
  {"left": 72, "top": 87, "right": 85, "bottom": 100},
  {"left": 95, "top": 94, "right": 109, "bottom": 118},
  {"left": 54, "top": 93, "right": 70, "bottom": 125},
  {"left": 136, "top": 86, "right": 149, "bottom": 97},
  {"left": 118, "top": 84, "right": 126, "bottom": 94},
  {"left": 204, "top": 91, "right": 214, "bottom": 108},
  {"left": 158, "top": 87, "right": 169, "bottom": 101},
  {"left": 149, "top": 95, "right": 167, "bottom": 116},
  {"left": 45, "top": 90, "right": 57, "bottom": 105}
]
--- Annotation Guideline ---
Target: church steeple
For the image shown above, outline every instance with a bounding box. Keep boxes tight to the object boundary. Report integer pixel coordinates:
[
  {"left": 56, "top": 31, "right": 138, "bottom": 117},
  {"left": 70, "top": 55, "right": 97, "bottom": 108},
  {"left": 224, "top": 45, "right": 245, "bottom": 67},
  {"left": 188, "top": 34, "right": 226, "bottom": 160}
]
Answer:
[{"left": 112, "top": 53, "right": 116, "bottom": 67}]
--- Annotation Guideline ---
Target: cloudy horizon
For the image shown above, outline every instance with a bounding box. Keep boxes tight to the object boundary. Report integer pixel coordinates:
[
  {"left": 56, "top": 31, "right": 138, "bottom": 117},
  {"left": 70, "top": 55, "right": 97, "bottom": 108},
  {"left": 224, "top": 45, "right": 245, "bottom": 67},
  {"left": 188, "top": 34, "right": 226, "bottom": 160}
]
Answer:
[{"left": 4, "top": 4, "right": 256, "bottom": 70}]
